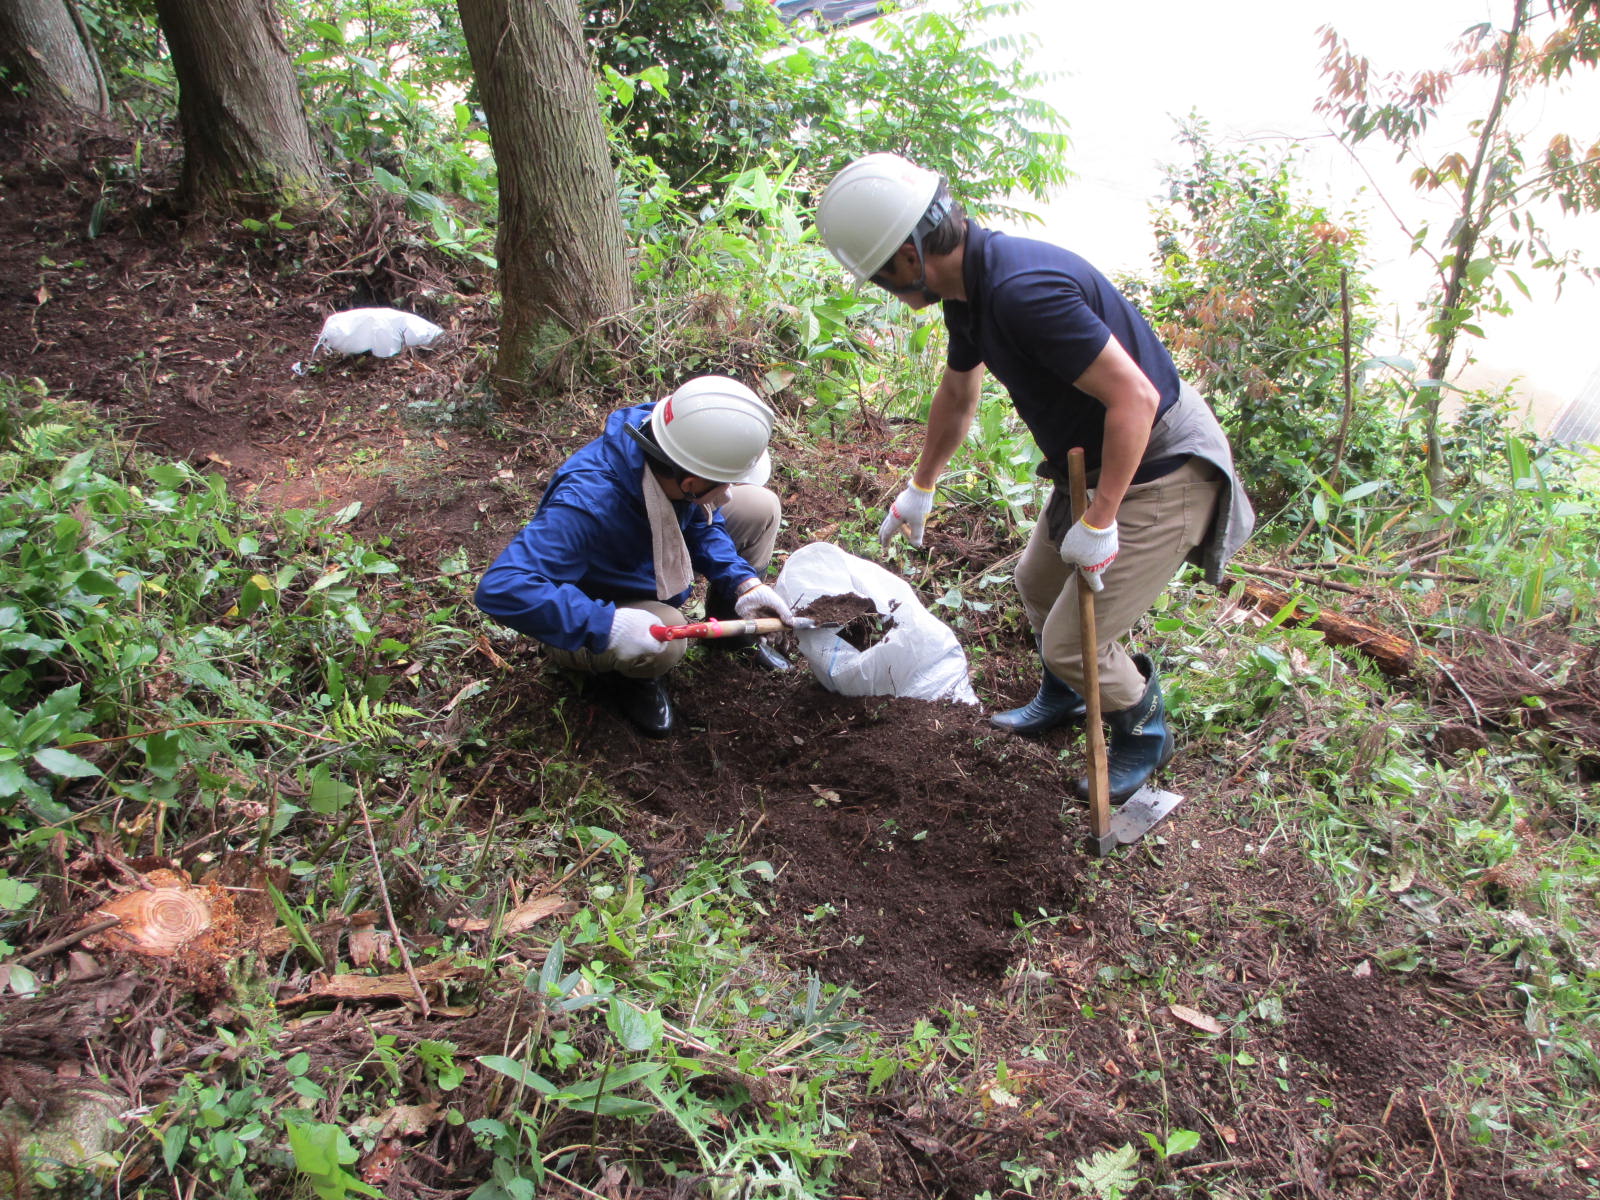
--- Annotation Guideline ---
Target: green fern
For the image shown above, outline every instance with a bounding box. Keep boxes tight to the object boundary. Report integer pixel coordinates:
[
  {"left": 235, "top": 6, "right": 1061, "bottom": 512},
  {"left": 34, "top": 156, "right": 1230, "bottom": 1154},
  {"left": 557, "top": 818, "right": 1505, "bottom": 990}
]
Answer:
[
  {"left": 19, "top": 422, "right": 78, "bottom": 458},
  {"left": 330, "top": 696, "right": 423, "bottom": 742},
  {"left": 1069, "top": 1143, "right": 1140, "bottom": 1200}
]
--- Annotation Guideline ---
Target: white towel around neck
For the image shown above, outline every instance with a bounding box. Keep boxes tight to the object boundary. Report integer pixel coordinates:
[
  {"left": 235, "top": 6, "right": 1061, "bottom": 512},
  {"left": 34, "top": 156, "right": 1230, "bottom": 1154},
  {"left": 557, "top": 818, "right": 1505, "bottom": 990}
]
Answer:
[{"left": 642, "top": 466, "right": 696, "bottom": 600}]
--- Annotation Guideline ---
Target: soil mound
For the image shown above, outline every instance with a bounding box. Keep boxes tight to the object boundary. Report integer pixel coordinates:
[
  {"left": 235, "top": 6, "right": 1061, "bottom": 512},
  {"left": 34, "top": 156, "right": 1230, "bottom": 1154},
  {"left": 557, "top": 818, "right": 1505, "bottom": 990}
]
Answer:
[{"left": 589, "top": 652, "right": 1082, "bottom": 1026}]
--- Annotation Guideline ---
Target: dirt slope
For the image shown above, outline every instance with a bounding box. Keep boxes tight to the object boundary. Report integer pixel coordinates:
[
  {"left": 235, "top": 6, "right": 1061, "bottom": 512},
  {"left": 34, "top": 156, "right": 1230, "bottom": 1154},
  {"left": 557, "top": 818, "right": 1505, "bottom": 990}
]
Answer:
[{"left": 0, "top": 126, "right": 1588, "bottom": 1199}]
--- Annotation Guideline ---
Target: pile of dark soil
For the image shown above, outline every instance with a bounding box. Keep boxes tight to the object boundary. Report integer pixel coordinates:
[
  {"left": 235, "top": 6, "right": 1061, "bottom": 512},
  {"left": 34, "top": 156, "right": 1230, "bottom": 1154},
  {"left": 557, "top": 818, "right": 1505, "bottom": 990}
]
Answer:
[
  {"left": 796, "top": 592, "right": 896, "bottom": 651},
  {"left": 609, "top": 654, "right": 1079, "bottom": 1026}
]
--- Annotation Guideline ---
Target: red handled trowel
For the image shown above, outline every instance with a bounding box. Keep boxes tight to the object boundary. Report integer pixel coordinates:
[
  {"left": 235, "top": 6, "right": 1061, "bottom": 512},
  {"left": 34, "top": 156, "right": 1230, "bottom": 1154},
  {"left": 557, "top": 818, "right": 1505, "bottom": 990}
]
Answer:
[{"left": 648, "top": 616, "right": 833, "bottom": 641}]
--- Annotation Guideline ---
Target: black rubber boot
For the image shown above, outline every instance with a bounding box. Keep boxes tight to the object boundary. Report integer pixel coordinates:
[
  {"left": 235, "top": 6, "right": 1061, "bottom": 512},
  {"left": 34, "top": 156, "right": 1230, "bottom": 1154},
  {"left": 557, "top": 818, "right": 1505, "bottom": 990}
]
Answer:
[
  {"left": 705, "top": 590, "right": 793, "bottom": 673},
  {"left": 1076, "top": 654, "right": 1174, "bottom": 801},
  {"left": 990, "top": 661, "right": 1087, "bottom": 735},
  {"left": 611, "top": 673, "right": 674, "bottom": 738}
]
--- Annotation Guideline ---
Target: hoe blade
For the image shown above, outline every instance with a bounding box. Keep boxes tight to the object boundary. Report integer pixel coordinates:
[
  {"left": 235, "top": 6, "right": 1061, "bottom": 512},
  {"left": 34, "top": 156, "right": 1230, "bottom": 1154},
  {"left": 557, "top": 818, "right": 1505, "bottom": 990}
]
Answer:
[{"left": 1108, "top": 786, "right": 1185, "bottom": 845}]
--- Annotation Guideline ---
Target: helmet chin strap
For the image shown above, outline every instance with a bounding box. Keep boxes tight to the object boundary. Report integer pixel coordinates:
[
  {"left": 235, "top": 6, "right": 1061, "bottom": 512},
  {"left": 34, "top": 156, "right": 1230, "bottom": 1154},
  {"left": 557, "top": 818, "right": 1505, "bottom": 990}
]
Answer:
[{"left": 905, "top": 192, "right": 954, "bottom": 302}]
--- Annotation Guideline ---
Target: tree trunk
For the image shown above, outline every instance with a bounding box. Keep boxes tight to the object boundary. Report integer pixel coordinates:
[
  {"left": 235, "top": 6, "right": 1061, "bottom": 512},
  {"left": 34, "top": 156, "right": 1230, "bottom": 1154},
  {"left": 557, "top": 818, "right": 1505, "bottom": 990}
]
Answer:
[
  {"left": 151, "top": 0, "right": 326, "bottom": 214},
  {"left": 1420, "top": 0, "right": 1528, "bottom": 494},
  {"left": 0, "top": 0, "right": 109, "bottom": 120},
  {"left": 457, "top": 0, "right": 632, "bottom": 391}
]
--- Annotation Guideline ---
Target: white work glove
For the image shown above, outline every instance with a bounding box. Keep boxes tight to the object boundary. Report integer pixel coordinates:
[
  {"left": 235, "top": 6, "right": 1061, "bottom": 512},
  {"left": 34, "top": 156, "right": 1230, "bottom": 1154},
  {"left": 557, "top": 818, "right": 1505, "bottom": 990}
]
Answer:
[
  {"left": 733, "top": 582, "right": 796, "bottom": 626},
  {"left": 605, "top": 606, "right": 666, "bottom": 660},
  {"left": 877, "top": 480, "right": 935, "bottom": 549},
  {"left": 1059, "top": 518, "right": 1119, "bottom": 593}
]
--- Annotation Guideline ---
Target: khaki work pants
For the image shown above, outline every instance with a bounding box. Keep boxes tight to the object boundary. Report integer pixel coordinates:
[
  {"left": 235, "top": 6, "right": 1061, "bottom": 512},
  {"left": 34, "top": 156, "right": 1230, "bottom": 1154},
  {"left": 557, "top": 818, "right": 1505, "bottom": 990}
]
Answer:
[
  {"left": 1016, "top": 458, "right": 1221, "bottom": 711},
  {"left": 548, "top": 484, "right": 782, "bottom": 680}
]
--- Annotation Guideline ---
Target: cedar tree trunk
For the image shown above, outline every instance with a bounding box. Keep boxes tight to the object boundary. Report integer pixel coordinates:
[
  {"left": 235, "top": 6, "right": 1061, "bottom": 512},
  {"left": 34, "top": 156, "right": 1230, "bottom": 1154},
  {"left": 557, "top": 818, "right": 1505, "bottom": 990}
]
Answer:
[
  {"left": 152, "top": 0, "right": 326, "bottom": 213},
  {"left": 458, "top": 0, "right": 632, "bottom": 390},
  {"left": 0, "top": 0, "right": 109, "bottom": 120}
]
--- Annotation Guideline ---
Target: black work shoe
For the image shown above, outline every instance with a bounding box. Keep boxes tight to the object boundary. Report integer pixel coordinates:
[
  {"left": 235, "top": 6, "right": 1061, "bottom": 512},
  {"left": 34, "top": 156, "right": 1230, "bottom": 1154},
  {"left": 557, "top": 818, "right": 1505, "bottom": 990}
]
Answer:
[
  {"left": 747, "top": 639, "right": 792, "bottom": 673},
  {"left": 1075, "top": 654, "right": 1175, "bottom": 801},
  {"left": 702, "top": 589, "right": 792, "bottom": 671},
  {"left": 703, "top": 634, "right": 794, "bottom": 671},
  {"left": 612, "top": 674, "right": 674, "bottom": 738},
  {"left": 990, "top": 665, "right": 1087, "bottom": 735}
]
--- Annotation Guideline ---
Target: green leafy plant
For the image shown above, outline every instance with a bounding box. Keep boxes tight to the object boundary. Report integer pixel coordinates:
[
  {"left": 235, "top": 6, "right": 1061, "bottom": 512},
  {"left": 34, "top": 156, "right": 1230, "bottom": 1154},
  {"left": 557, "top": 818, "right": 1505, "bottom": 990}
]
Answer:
[
  {"left": 1068, "top": 1143, "right": 1140, "bottom": 1200},
  {"left": 1141, "top": 1127, "right": 1202, "bottom": 1160},
  {"left": 286, "top": 1120, "right": 383, "bottom": 1200},
  {"left": 1133, "top": 118, "right": 1381, "bottom": 519},
  {"left": 289, "top": 11, "right": 497, "bottom": 265},
  {"left": 1317, "top": 1, "right": 1600, "bottom": 489}
]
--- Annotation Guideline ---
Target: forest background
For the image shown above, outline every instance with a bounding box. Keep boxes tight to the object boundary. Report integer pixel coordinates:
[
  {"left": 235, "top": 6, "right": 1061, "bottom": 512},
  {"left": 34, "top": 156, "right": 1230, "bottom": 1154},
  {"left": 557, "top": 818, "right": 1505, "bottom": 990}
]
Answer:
[{"left": 0, "top": 1, "right": 1598, "bottom": 1199}]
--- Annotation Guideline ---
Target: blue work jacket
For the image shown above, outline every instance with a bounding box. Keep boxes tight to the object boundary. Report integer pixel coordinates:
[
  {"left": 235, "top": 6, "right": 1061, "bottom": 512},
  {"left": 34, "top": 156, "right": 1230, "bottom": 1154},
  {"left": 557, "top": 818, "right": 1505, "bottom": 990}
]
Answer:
[{"left": 474, "top": 404, "right": 755, "bottom": 652}]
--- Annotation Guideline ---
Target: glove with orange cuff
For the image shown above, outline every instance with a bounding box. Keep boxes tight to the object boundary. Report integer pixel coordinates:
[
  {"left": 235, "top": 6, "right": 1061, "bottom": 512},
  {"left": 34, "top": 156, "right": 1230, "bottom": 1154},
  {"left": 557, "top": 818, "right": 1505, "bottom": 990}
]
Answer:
[
  {"left": 1059, "top": 518, "right": 1119, "bottom": 593},
  {"left": 877, "top": 480, "right": 935, "bottom": 548}
]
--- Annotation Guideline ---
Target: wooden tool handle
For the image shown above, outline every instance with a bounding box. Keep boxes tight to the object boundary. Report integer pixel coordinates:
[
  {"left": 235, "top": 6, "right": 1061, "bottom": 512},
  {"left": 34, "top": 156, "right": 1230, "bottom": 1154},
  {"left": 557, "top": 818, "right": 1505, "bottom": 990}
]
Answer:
[
  {"left": 649, "top": 617, "right": 788, "bottom": 641},
  {"left": 1069, "top": 448, "right": 1112, "bottom": 842}
]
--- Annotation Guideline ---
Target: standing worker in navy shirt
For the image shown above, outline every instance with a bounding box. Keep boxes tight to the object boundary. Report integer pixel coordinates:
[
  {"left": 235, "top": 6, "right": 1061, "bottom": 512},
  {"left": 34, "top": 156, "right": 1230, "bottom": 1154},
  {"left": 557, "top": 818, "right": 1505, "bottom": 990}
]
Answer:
[
  {"left": 475, "top": 376, "right": 796, "bottom": 738},
  {"left": 814, "top": 153, "right": 1254, "bottom": 803}
]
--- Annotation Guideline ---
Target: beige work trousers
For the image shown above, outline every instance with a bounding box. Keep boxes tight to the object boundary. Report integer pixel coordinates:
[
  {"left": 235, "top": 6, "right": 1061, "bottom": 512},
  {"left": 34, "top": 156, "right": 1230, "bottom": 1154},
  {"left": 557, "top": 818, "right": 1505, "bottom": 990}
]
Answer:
[
  {"left": 547, "top": 484, "right": 782, "bottom": 680},
  {"left": 1017, "top": 458, "right": 1222, "bottom": 711}
]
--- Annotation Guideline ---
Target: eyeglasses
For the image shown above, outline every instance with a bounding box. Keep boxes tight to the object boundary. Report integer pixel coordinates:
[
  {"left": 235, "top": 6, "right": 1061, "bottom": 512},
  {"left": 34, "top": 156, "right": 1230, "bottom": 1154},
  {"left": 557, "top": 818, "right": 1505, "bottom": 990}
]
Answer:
[{"left": 868, "top": 255, "right": 903, "bottom": 292}]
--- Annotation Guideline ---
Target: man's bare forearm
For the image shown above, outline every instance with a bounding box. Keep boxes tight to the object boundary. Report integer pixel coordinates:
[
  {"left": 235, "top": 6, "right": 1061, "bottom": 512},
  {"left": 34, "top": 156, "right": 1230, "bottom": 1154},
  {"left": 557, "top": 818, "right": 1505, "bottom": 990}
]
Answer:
[{"left": 912, "top": 367, "right": 983, "bottom": 491}]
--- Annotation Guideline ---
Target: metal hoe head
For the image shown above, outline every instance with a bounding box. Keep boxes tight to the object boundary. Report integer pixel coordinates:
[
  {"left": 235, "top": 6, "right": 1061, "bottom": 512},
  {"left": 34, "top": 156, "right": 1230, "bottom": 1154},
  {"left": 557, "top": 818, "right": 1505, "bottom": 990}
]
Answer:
[{"left": 1090, "top": 785, "right": 1185, "bottom": 857}]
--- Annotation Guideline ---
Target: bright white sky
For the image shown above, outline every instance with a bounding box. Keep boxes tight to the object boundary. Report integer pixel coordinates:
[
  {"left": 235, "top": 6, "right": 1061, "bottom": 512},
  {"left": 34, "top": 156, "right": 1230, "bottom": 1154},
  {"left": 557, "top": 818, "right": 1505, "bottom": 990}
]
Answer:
[{"left": 974, "top": 0, "right": 1600, "bottom": 419}]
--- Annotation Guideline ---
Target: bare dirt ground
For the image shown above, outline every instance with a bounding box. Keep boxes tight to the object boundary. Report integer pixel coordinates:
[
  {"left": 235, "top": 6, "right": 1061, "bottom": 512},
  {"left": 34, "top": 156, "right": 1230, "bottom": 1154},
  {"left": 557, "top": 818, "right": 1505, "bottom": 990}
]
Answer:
[{"left": 1, "top": 125, "right": 1593, "bottom": 1198}]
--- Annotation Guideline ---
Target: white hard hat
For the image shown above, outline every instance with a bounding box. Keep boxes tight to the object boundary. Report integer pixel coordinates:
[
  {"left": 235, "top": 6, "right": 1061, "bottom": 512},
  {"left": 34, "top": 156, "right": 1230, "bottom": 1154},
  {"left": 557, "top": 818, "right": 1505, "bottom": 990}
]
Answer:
[
  {"left": 651, "top": 376, "right": 775, "bottom": 484},
  {"left": 816, "top": 152, "right": 942, "bottom": 281}
]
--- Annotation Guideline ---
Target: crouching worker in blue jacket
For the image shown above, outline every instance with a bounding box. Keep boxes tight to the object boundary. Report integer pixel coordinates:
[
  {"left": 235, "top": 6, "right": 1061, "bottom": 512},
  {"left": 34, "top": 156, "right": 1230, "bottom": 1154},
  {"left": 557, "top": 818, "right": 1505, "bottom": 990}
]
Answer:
[{"left": 474, "top": 376, "right": 796, "bottom": 737}]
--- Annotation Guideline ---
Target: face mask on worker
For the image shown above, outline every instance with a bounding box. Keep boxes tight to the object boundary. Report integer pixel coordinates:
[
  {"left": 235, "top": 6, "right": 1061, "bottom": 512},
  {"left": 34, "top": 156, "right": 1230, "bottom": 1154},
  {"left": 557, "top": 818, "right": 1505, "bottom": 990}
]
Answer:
[{"left": 681, "top": 477, "right": 733, "bottom": 508}]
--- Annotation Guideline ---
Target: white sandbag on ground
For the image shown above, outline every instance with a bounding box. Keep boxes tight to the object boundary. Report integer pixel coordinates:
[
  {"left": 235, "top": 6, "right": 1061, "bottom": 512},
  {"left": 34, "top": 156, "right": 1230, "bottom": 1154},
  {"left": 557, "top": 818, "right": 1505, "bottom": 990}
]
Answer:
[{"left": 775, "top": 541, "right": 978, "bottom": 705}]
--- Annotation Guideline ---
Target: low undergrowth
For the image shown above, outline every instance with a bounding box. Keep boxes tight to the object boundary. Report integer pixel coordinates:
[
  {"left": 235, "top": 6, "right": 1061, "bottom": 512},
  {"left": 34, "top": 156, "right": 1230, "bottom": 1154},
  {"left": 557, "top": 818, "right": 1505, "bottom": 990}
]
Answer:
[
  {"left": 0, "top": 384, "right": 889, "bottom": 1198},
  {"left": 2, "top": 364, "right": 1599, "bottom": 1200}
]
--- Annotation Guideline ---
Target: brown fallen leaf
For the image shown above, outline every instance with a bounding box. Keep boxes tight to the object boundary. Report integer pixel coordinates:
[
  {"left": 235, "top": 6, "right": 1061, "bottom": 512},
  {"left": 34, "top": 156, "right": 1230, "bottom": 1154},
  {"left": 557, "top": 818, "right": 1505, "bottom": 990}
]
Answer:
[
  {"left": 1168, "top": 1004, "right": 1225, "bottom": 1035},
  {"left": 1219, "top": 1125, "right": 1239, "bottom": 1145},
  {"left": 379, "top": 1102, "right": 440, "bottom": 1138},
  {"left": 502, "top": 894, "right": 572, "bottom": 936},
  {"left": 347, "top": 919, "right": 379, "bottom": 968}
]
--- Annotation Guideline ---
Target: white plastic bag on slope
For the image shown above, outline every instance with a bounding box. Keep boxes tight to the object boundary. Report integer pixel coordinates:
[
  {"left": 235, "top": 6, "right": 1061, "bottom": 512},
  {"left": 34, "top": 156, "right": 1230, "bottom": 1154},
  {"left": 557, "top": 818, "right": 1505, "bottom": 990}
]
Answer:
[
  {"left": 313, "top": 308, "right": 444, "bottom": 358},
  {"left": 775, "top": 541, "right": 978, "bottom": 705}
]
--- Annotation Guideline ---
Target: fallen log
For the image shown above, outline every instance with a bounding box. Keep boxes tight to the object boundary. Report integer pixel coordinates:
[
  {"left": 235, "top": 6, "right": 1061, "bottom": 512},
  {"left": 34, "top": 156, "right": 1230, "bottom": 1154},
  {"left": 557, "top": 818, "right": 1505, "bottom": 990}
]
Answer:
[{"left": 1235, "top": 579, "right": 1435, "bottom": 680}]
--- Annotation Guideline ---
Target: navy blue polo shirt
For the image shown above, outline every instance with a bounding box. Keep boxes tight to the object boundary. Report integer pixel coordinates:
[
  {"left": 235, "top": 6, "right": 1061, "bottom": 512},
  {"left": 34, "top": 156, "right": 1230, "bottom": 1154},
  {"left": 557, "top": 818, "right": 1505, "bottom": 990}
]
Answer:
[{"left": 942, "top": 224, "right": 1182, "bottom": 478}]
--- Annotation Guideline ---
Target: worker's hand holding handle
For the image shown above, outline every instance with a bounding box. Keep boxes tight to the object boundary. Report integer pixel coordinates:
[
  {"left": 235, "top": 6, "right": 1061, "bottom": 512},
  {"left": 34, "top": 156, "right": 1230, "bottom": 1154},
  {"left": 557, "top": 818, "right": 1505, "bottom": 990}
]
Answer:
[
  {"left": 1060, "top": 518, "right": 1119, "bottom": 593},
  {"left": 878, "top": 479, "right": 934, "bottom": 548},
  {"left": 606, "top": 606, "right": 668, "bottom": 659},
  {"left": 733, "top": 580, "right": 796, "bottom": 625}
]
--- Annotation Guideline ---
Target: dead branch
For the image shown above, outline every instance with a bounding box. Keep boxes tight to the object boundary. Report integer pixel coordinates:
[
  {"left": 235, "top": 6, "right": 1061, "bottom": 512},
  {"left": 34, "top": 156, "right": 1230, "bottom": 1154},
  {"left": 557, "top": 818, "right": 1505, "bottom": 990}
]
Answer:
[
  {"left": 357, "top": 789, "right": 430, "bottom": 1017},
  {"left": 11, "top": 918, "right": 121, "bottom": 966},
  {"left": 1235, "top": 579, "right": 1434, "bottom": 679}
]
